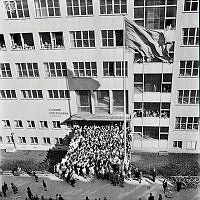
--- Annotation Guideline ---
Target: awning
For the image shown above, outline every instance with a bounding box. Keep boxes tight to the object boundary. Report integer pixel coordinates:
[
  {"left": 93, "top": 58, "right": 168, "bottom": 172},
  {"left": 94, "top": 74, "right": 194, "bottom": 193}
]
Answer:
[{"left": 61, "top": 113, "right": 130, "bottom": 125}]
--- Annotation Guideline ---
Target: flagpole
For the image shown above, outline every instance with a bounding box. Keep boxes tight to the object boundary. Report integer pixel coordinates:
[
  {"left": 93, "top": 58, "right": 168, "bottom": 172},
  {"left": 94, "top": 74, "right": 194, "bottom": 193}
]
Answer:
[{"left": 122, "top": 15, "right": 127, "bottom": 167}]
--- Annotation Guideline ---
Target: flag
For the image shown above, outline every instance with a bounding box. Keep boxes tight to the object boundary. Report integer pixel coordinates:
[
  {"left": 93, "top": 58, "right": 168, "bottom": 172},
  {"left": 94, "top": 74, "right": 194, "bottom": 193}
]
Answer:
[{"left": 125, "top": 18, "right": 172, "bottom": 63}]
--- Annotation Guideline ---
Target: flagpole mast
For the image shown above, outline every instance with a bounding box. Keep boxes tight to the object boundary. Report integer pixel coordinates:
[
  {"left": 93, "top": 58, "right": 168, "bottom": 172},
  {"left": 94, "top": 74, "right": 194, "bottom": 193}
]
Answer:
[{"left": 123, "top": 15, "right": 127, "bottom": 167}]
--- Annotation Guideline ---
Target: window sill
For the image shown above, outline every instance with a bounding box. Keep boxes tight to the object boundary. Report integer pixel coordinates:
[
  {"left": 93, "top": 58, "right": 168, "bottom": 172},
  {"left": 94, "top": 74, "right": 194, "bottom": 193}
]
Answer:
[
  {"left": 174, "top": 129, "right": 198, "bottom": 131},
  {"left": 100, "top": 46, "right": 123, "bottom": 49},
  {"left": 44, "top": 76, "right": 66, "bottom": 79},
  {"left": 21, "top": 98, "right": 43, "bottom": 100},
  {"left": 103, "top": 76, "right": 127, "bottom": 78},
  {"left": 35, "top": 16, "right": 62, "bottom": 19},
  {"left": 176, "top": 104, "right": 199, "bottom": 106},
  {"left": 73, "top": 76, "right": 98, "bottom": 78},
  {"left": 0, "top": 49, "right": 7, "bottom": 51},
  {"left": 30, "top": 143, "right": 39, "bottom": 145},
  {"left": 2, "top": 127, "right": 11, "bottom": 129},
  {"left": 27, "top": 127, "right": 36, "bottom": 129},
  {"left": 48, "top": 98, "right": 70, "bottom": 100},
  {"left": 11, "top": 48, "right": 35, "bottom": 51},
  {"left": 69, "top": 47, "right": 96, "bottom": 49},
  {"left": 178, "top": 76, "right": 198, "bottom": 78},
  {"left": 99, "top": 13, "right": 128, "bottom": 16},
  {"left": 0, "top": 98, "right": 17, "bottom": 100},
  {"left": 0, "top": 77, "right": 13, "bottom": 79},
  {"left": 66, "top": 15, "right": 94, "bottom": 18},
  {"left": 5, "top": 17, "right": 30, "bottom": 20},
  {"left": 19, "top": 143, "right": 27, "bottom": 145},
  {"left": 40, "top": 47, "right": 65, "bottom": 50},
  {"left": 52, "top": 128, "right": 61, "bottom": 130},
  {"left": 14, "top": 127, "right": 23, "bottom": 129},
  {"left": 39, "top": 128, "right": 49, "bottom": 130},
  {"left": 17, "top": 77, "right": 40, "bottom": 79},
  {"left": 180, "top": 45, "right": 199, "bottom": 47},
  {"left": 182, "top": 11, "right": 199, "bottom": 13}
]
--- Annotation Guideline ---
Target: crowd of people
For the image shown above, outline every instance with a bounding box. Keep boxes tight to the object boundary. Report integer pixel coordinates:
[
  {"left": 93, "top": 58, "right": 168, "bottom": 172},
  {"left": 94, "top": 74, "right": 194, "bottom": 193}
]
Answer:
[
  {"left": 55, "top": 125, "right": 134, "bottom": 187},
  {"left": 133, "top": 110, "right": 169, "bottom": 118}
]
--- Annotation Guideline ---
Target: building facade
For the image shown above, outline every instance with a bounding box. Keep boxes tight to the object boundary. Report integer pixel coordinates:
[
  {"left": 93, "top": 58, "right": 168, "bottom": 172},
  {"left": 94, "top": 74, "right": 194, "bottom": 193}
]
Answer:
[{"left": 0, "top": 0, "right": 199, "bottom": 153}]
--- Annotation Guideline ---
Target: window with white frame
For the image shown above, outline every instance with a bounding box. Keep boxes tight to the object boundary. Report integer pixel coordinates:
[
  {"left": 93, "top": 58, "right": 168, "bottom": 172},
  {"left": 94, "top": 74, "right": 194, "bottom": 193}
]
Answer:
[
  {"left": 55, "top": 137, "right": 63, "bottom": 144},
  {"left": 73, "top": 62, "right": 97, "bottom": 77},
  {"left": 18, "top": 136, "right": 26, "bottom": 144},
  {"left": 182, "top": 28, "right": 199, "bottom": 45},
  {"left": 16, "top": 63, "right": 39, "bottom": 77},
  {"left": 43, "top": 137, "right": 51, "bottom": 144},
  {"left": 1, "top": 120, "right": 11, "bottom": 128},
  {"left": 4, "top": 0, "right": 30, "bottom": 19},
  {"left": 0, "top": 34, "right": 6, "bottom": 50},
  {"left": 69, "top": 31, "right": 95, "bottom": 48},
  {"left": 39, "top": 32, "right": 64, "bottom": 49},
  {"left": 48, "top": 90, "right": 70, "bottom": 99},
  {"left": 39, "top": 121, "right": 48, "bottom": 129},
  {"left": 26, "top": 120, "right": 35, "bottom": 128},
  {"left": 44, "top": 62, "right": 67, "bottom": 77},
  {"left": 179, "top": 60, "right": 199, "bottom": 76},
  {"left": 173, "top": 141, "right": 182, "bottom": 148},
  {"left": 184, "top": 0, "right": 199, "bottom": 11},
  {"left": 101, "top": 30, "right": 123, "bottom": 47},
  {"left": 134, "top": 0, "right": 177, "bottom": 29},
  {"left": 34, "top": 0, "right": 61, "bottom": 17},
  {"left": 21, "top": 90, "right": 43, "bottom": 99},
  {"left": 103, "top": 61, "right": 127, "bottom": 76},
  {"left": 0, "top": 90, "right": 16, "bottom": 99},
  {"left": 30, "top": 137, "right": 38, "bottom": 144},
  {"left": 178, "top": 90, "right": 199, "bottom": 104},
  {"left": 186, "top": 141, "right": 197, "bottom": 150},
  {"left": 66, "top": 0, "right": 93, "bottom": 16},
  {"left": 10, "top": 33, "right": 35, "bottom": 50},
  {"left": 175, "top": 117, "right": 199, "bottom": 130},
  {"left": 100, "top": 0, "right": 127, "bottom": 14},
  {"left": 6, "top": 136, "right": 12, "bottom": 143},
  {"left": 14, "top": 120, "right": 23, "bottom": 128},
  {"left": 51, "top": 121, "right": 61, "bottom": 129},
  {"left": 0, "top": 63, "right": 12, "bottom": 78},
  {"left": 0, "top": 136, "right": 3, "bottom": 143}
]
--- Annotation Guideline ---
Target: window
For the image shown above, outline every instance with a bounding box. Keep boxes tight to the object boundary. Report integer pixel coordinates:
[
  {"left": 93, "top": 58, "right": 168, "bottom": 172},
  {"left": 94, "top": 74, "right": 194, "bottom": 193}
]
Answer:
[
  {"left": 0, "top": 90, "right": 16, "bottom": 99},
  {"left": 186, "top": 141, "right": 197, "bottom": 150},
  {"left": 100, "top": 0, "right": 127, "bottom": 14},
  {"left": 162, "top": 74, "right": 172, "bottom": 93},
  {"left": 39, "top": 121, "right": 48, "bottom": 129},
  {"left": 16, "top": 63, "right": 39, "bottom": 77},
  {"left": 6, "top": 136, "right": 13, "bottom": 143},
  {"left": 44, "top": 62, "right": 67, "bottom": 77},
  {"left": 113, "top": 90, "right": 128, "bottom": 113},
  {"left": 133, "top": 102, "right": 142, "bottom": 117},
  {"left": 184, "top": 0, "right": 199, "bottom": 11},
  {"left": 101, "top": 30, "right": 123, "bottom": 47},
  {"left": 1, "top": 120, "right": 11, "bottom": 128},
  {"left": 39, "top": 32, "right": 64, "bottom": 49},
  {"left": 76, "top": 90, "right": 91, "bottom": 112},
  {"left": 43, "top": 137, "right": 51, "bottom": 144},
  {"left": 21, "top": 90, "right": 43, "bottom": 99},
  {"left": 175, "top": 117, "right": 199, "bottom": 130},
  {"left": 30, "top": 137, "right": 38, "bottom": 144},
  {"left": 178, "top": 90, "right": 199, "bottom": 104},
  {"left": 34, "top": 0, "right": 61, "bottom": 17},
  {"left": 173, "top": 141, "right": 182, "bottom": 148},
  {"left": 48, "top": 90, "right": 70, "bottom": 99},
  {"left": 14, "top": 120, "right": 23, "bottom": 128},
  {"left": 51, "top": 121, "right": 61, "bottom": 129},
  {"left": 134, "top": 74, "right": 143, "bottom": 93},
  {"left": 55, "top": 137, "right": 63, "bottom": 144},
  {"left": 27, "top": 120, "right": 35, "bottom": 128},
  {"left": 73, "top": 62, "right": 97, "bottom": 77},
  {"left": 0, "top": 136, "right": 3, "bottom": 143},
  {"left": 182, "top": 28, "right": 199, "bottom": 45},
  {"left": 160, "top": 127, "right": 169, "bottom": 140},
  {"left": 160, "top": 102, "right": 170, "bottom": 118},
  {"left": 69, "top": 31, "right": 95, "bottom": 48},
  {"left": 4, "top": 0, "right": 30, "bottom": 19},
  {"left": 66, "top": 0, "right": 93, "bottom": 16},
  {"left": 0, "top": 63, "right": 12, "bottom": 78},
  {"left": 10, "top": 33, "right": 35, "bottom": 50},
  {"left": 18, "top": 137, "right": 26, "bottom": 144},
  {"left": 134, "top": 0, "right": 177, "bottom": 29},
  {"left": 0, "top": 34, "right": 6, "bottom": 50},
  {"left": 103, "top": 61, "right": 127, "bottom": 76},
  {"left": 179, "top": 60, "right": 199, "bottom": 76},
  {"left": 94, "top": 90, "right": 110, "bottom": 114}
]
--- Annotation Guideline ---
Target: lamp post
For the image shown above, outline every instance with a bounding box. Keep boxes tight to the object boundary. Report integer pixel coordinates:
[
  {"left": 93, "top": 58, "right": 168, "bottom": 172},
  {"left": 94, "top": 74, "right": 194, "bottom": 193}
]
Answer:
[{"left": 10, "top": 132, "right": 16, "bottom": 149}]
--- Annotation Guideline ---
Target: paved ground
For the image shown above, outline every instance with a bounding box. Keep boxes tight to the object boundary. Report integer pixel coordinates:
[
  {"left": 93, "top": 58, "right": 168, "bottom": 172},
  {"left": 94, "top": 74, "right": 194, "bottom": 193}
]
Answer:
[{"left": 0, "top": 174, "right": 199, "bottom": 200}]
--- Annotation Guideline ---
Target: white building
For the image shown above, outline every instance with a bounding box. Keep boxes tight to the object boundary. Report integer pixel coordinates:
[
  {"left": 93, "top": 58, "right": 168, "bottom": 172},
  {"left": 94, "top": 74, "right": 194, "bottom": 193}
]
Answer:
[{"left": 0, "top": 0, "right": 199, "bottom": 153}]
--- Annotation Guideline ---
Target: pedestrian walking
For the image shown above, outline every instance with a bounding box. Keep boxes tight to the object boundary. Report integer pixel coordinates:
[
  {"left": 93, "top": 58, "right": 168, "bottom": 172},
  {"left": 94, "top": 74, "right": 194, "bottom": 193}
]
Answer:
[
  {"left": 11, "top": 183, "right": 18, "bottom": 194},
  {"left": 58, "top": 194, "right": 64, "bottom": 200},
  {"left": 162, "top": 179, "right": 167, "bottom": 193},
  {"left": 27, "top": 187, "right": 33, "bottom": 199},
  {"left": 158, "top": 194, "right": 162, "bottom": 200},
  {"left": 152, "top": 168, "right": 156, "bottom": 182},
  {"left": 148, "top": 193, "right": 155, "bottom": 200},
  {"left": 2, "top": 182, "right": 8, "bottom": 197},
  {"left": 176, "top": 179, "right": 182, "bottom": 192},
  {"left": 42, "top": 180, "right": 47, "bottom": 191}
]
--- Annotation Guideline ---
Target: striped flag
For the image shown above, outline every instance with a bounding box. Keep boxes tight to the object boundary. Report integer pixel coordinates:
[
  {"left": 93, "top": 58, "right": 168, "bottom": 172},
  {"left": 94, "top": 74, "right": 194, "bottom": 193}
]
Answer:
[{"left": 125, "top": 18, "right": 172, "bottom": 63}]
